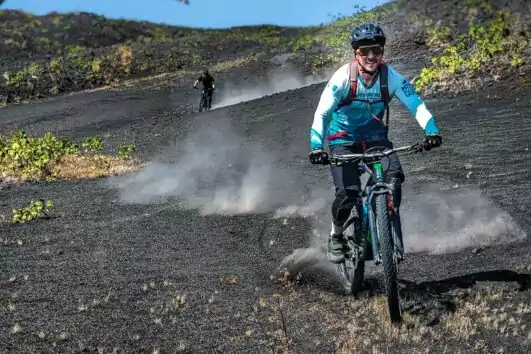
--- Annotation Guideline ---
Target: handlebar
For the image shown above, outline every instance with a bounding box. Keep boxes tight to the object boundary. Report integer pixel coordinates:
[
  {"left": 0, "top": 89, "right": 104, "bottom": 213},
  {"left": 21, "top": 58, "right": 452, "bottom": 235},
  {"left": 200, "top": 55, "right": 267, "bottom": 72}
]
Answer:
[{"left": 324, "top": 143, "right": 424, "bottom": 166}]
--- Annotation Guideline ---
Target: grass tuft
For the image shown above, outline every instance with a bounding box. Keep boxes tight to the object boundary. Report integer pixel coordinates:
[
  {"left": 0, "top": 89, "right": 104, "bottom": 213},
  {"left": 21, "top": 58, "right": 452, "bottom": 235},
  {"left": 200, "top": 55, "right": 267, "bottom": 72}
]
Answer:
[{"left": 0, "top": 130, "right": 139, "bottom": 184}]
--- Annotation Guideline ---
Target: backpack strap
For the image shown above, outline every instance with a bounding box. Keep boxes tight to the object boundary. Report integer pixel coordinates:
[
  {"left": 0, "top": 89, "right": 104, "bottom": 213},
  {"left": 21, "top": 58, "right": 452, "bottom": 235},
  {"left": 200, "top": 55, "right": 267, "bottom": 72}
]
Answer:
[
  {"left": 336, "top": 60, "right": 359, "bottom": 110},
  {"left": 379, "top": 63, "right": 390, "bottom": 129}
]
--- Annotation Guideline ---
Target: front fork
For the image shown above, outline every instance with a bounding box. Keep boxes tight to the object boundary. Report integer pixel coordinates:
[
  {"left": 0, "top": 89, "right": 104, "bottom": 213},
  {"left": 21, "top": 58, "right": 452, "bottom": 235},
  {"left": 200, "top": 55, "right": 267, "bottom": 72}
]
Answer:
[
  {"left": 390, "top": 202, "right": 405, "bottom": 263},
  {"left": 365, "top": 182, "right": 405, "bottom": 265},
  {"left": 389, "top": 178, "right": 405, "bottom": 262}
]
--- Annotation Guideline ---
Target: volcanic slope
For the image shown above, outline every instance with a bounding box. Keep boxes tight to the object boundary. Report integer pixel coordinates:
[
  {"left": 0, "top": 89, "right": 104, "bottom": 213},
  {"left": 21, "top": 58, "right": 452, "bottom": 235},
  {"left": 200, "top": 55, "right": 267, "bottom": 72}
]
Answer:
[{"left": 1, "top": 73, "right": 531, "bottom": 352}]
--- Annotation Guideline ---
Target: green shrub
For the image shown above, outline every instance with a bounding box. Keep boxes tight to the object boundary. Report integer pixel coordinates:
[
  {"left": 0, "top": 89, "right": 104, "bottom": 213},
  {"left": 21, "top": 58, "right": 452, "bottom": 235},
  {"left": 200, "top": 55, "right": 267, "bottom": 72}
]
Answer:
[
  {"left": 118, "top": 142, "right": 136, "bottom": 159},
  {"left": 12, "top": 199, "right": 54, "bottom": 223},
  {"left": 416, "top": 10, "right": 528, "bottom": 92},
  {"left": 81, "top": 136, "right": 104, "bottom": 152},
  {"left": 0, "top": 131, "right": 78, "bottom": 181},
  {"left": 0, "top": 130, "right": 138, "bottom": 182}
]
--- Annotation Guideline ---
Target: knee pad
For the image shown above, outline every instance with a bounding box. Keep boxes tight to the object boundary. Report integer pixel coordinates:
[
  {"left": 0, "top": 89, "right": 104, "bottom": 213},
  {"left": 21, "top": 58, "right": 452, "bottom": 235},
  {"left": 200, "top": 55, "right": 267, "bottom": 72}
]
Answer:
[
  {"left": 388, "top": 171, "right": 405, "bottom": 184},
  {"left": 331, "top": 195, "right": 359, "bottom": 224}
]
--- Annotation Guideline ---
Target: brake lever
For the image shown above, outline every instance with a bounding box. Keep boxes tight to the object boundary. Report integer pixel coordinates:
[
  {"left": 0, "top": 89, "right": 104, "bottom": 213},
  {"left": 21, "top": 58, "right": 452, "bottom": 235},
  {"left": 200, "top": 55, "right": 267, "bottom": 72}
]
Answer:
[{"left": 412, "top": 142, "right": 424, "bottom": 153}]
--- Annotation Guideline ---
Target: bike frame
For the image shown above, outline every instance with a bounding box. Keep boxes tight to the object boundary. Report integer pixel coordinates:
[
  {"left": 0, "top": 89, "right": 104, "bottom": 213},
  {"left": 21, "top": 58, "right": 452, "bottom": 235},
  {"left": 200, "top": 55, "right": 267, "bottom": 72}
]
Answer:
[{"left": 328, "top": 144, "right": 417, "bottom": 264}]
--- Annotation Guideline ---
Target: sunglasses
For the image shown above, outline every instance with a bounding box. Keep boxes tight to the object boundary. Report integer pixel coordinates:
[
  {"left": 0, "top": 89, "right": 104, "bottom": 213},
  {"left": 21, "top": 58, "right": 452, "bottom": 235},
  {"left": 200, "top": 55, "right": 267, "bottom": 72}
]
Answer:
[{"left": 356, "top": 44, "right": 384, "bottom": 56}]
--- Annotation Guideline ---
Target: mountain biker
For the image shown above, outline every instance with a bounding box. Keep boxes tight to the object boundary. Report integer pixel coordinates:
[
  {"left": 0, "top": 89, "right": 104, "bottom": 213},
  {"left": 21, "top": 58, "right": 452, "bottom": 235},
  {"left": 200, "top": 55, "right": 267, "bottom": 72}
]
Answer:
[
  {"left": 308, "top": 23, "right": 442, "bottom": 263},
  {"left": 193, "top": 68, "right": 216, "bottom": 109}
]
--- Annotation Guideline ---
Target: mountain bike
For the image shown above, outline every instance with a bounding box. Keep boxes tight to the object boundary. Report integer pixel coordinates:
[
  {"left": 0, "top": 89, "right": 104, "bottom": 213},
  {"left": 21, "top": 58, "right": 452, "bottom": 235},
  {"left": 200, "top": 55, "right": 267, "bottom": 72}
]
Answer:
[
  {"left": 198, "top": 88, "right": 209, "bottom": 112},
  {"left": 324, "top": 142, "right": 429, "bottom": 323}
]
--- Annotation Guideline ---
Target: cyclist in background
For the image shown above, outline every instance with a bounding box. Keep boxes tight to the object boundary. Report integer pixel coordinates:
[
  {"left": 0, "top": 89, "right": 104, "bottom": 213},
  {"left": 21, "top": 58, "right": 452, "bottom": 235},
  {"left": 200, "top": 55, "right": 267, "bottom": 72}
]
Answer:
[{"left": 193, "top": 68, "right": 216, "bottom": 109}]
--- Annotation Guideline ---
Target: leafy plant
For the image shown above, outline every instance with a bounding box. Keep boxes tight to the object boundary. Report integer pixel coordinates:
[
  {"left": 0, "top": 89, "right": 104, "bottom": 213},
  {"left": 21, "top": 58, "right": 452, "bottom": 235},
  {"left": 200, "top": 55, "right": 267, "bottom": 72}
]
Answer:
[
  {"left": 0, "top": 130, "right": 78, "bottom": 180},
  {"left": 12, "top": 199, "right": 54, "bottom": 223},
  {"left": 416, "top": 9, "right": 529, "bottom": 93},
  {"left": 118, "top": 142, "right": 136, "bottom": 159},
  {"left": 0, "top": 130, "right": 138, "bottom": 182},
  {"left": 82, "top": 136, "right": 104, "bottom": 152}
]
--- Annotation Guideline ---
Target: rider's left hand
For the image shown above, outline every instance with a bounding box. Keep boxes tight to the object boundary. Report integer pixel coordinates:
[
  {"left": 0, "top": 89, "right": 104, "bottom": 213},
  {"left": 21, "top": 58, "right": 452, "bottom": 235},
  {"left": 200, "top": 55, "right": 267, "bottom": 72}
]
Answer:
[
  {"left": 423, "top": 134, "right": 442, "bottom": 151},
  {"left": 309, "top": 149, "right": 329, "bottom": 164}
]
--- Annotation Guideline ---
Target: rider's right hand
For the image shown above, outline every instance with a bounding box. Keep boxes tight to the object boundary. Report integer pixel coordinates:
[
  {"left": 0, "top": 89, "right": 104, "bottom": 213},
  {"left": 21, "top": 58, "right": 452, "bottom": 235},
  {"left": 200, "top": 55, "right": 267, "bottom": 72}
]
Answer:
[
  {"left": 309, "top": 149, "right": 329, "bottom": 164},
  {"left": 414, "top": 134, "right": 442, "bottom": 153}
]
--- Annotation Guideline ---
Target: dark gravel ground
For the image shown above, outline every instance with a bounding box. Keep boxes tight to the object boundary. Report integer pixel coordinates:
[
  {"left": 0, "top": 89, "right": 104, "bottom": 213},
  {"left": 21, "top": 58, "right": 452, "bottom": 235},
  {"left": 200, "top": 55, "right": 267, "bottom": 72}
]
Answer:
[{"left": 1, "top": 64, "right": 531, "bottom": 352}]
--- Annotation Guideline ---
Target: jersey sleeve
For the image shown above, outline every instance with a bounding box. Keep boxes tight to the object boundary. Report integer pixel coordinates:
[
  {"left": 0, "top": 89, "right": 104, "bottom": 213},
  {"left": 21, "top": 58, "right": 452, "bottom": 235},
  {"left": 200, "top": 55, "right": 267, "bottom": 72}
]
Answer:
[
  {"left": 387, "top": 66, "right": 440, "bottom": 135},
  {"left": 310, "top": 64, "right": 349, "bottom": 150}
]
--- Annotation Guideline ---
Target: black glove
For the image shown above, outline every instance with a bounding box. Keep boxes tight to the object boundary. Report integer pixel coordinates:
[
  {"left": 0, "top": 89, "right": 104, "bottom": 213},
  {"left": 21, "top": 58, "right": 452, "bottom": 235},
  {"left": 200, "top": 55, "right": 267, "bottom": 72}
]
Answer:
[
  {"left": 423, "top": 134, "right": 442, "bottom": 151},
  {"left": 309, "top": 149, "right": 329, "bottom": 164}
]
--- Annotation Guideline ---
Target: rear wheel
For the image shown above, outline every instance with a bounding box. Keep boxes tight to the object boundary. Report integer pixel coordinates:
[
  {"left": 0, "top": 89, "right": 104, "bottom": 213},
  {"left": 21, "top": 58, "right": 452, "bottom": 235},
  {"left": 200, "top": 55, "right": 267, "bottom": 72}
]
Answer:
[
  {"left": 335, "top": 250, "right": 356, "bottom": 295},
  {"left": 336, "top": 207, "right": 365, "bottom": 295},
  {"left": 375, "top": 193, "right": 402, "bottom": 323},
  {"left": 351, "top": 206, "right": 366, "bottom": 295}
]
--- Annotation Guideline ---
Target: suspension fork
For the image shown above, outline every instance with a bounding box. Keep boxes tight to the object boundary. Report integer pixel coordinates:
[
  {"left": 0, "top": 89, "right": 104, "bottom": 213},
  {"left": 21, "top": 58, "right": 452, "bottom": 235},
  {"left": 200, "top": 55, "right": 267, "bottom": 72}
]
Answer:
[
  {"left": 367, "top": 193, "right": 381, "bottom": 265},
  {"left": 388, "top": 180, "right": 405, "bottom": 260},
  {"left": 366, "top": 162, "right": 407, "bottom": 263},
  {"left": 366, "top": 162, "right": 386, "bottom": 265}
]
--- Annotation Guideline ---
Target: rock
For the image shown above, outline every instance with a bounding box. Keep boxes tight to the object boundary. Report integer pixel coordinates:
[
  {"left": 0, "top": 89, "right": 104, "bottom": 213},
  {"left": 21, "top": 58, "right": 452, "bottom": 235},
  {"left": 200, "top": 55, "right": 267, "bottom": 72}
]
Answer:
[{"left": 471, "top": 247, "right": 484, "bottom": 254}]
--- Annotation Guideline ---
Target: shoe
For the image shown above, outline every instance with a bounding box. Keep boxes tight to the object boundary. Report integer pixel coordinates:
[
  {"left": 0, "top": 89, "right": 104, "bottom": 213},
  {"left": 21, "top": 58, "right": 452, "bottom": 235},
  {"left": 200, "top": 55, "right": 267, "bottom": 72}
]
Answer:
[{"left": 327, "top": 233, "right": 346, "bottom": 263}]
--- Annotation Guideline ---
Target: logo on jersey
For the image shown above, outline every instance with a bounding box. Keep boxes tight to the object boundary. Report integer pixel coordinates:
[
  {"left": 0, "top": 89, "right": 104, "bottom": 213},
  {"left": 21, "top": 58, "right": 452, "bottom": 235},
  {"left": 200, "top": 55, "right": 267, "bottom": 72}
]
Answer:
[{"left": 401, "top": 79, "right": 416, "bottom": 97}]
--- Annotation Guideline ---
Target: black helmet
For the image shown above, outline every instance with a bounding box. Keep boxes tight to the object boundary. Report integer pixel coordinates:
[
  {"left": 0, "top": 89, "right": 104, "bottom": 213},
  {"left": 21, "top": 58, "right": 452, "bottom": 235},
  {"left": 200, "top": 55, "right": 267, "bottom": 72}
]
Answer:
[
  {"left": 350, "top": 23, "right": 386, "bottom": 49},
  {"left": 203, "top": 68, "right": 209, "bottom": 75}
]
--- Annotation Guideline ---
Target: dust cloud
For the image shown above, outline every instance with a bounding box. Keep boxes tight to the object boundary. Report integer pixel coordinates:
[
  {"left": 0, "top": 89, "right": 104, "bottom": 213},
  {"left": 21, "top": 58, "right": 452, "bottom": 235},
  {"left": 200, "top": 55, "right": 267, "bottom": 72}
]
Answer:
[
  {"left": 276, "top": 181, "right": 528, "bottom": 279},
  {"left": 277, "top": 182, "right": 527, "bottom": 266},
  {"left": 400, "top": 184, "right": 528, "bottom": 254},
  {"left": 211, "top": 66, "right": 333, "bottom": 109},
  {"left": 110, "top": 113, "right": 326, "bottom": 216}
]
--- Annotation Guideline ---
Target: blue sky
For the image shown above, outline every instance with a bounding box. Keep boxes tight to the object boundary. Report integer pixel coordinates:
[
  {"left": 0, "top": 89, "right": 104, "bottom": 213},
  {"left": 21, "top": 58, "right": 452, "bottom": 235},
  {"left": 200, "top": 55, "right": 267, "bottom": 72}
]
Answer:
[{"left": 1, "top": 0, "right": 388, "bottom": 28}]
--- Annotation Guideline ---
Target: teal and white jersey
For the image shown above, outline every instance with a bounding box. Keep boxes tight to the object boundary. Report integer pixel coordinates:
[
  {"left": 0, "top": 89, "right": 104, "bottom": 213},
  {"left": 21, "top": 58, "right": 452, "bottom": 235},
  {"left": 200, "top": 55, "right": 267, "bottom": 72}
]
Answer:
[{"left": 310, "top": 62, "right": 440, "bottom": 150}]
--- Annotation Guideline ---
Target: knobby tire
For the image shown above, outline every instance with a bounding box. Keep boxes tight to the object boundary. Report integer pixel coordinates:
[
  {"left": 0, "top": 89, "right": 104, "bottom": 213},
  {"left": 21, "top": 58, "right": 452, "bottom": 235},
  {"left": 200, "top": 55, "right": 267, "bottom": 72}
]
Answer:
[
  {"left": 336, "top": 207, "right": 365, "bottom": 295},
  {"left": 199, "top": 92, "right": 208, "bottom": 112},
  {"left": 351, "top": 206, "right": 365, "bottom": 295},
  {"left": 375, "top": 193, "right": 402, "bottom": 323}
]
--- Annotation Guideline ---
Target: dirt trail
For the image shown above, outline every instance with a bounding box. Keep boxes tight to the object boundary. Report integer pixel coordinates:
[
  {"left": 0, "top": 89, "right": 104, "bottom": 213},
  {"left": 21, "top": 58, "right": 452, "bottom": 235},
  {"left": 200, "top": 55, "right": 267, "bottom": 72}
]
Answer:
[{"left": 1, "top": 68, "right": 530, "bottom": 352}]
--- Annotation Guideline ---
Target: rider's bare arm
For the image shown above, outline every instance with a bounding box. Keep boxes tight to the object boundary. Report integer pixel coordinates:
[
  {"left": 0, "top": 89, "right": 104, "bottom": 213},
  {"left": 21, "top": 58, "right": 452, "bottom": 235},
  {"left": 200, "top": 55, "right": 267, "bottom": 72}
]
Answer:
[
  {"left": 387, "top": 66, "right": 440, "bottom": 136},
  {"left": 310, "top": 64, "right": 350, "bottom": 151}
]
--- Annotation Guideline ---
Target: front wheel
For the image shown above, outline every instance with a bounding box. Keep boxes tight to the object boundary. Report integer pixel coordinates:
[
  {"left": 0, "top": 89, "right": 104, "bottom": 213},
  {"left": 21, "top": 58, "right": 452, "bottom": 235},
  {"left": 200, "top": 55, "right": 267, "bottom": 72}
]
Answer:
[
  {"left": 375, "top": 193, "right": 402, "bottom": 323},
  {"left": 199, "top": 92, "right": 207, "bottom": 112}
]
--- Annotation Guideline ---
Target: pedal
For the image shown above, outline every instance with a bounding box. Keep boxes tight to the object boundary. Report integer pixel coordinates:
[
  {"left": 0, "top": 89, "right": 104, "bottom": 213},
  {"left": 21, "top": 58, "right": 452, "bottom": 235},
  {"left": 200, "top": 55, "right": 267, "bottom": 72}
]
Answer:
[{"left": 396, "top": 252, "right": 405, "bottom": 264}]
